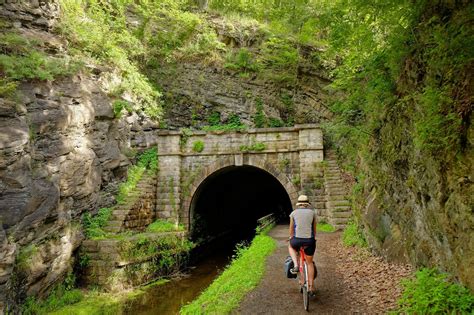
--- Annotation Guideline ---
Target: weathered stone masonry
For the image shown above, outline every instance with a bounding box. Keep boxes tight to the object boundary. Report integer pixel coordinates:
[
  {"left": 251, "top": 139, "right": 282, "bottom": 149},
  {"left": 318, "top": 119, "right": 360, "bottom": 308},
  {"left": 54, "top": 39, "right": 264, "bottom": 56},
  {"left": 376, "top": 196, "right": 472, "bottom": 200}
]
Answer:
[{"left": 154, "top": 124, "right": 332, "bottom": 227}]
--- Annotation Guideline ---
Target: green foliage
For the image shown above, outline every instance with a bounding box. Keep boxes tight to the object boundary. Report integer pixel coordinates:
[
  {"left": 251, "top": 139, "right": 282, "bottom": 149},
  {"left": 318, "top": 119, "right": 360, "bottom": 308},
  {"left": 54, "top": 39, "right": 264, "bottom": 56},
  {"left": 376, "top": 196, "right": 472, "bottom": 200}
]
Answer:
[
  {"left": 259, "top": 37, "right": 299, "bottom": 85},
  {"left": 240, "top": 142, "right": 266, "bottom": 152},
  {"left": 83, "top": 208, "right": 112, "bottom": 239},
  {"left": 413, "top": 86, "right": 462, "bottom": 153},
  {"left": 0, "top": 78, "right": 18, "bottom": 97},
  {"left": 0, "top": 30, "right": 81, "bottom": 88},
  {"left": 342, "top": 220, "right": 367, "bottom": 247},
  {"left": 192, "top": 140, "right": 205, "bottom": 153},
  {"left": 119, "top": 234, "right": 193, "bottom": 274},
  {"left": 268, "top": 117, "right": 285, "bottom": 128},
  {"left": 17, "top": 244, "right": 38, "bottom": 270},
  {"left": 22, "top": 274, "right": 83, "bottom": 315},
  {"left": 313, "top": 178, "right": 323, "bottom": 190},
  {"left": 146, "top": 220, "right": 185, "bottom": 233},
  {"left": 59, "top": 0, "right": 162, "bottom": 120},
  {"left": 207, "top": 111, "right": 221, "bottom": 126},
  {"left": 180, "top": 128, "right": 193, "bottom": 149},
  {"left": 224, "top": 48, "right": 260, "bottom": 74},
  {"left": 292, "top": 175, "right": 300, "bottom": 187},
  {"left": 395, "top": 268, "right": 474, "bottom": 314},
  {"left": 0, "top": 52, "right": 80, "bottom": 82},
  {"left": 116, "top": 147, "right": 158, "bottom": 204},
  {"left": 180, "top": 231, "right": 276, "bottom": 314},
  {"left": 137, "top": 147, "right": 159, "bottom": 173},
  {"left": 202, "top": 114, "right": 247, "bottom": 132},
  {"left": 317, "top": 222, "right": 336, "bottom": 233},
  {"left": 253, "top": 98, "right": 266, "bottom": 128},
  {"left": 113, "top": 100, "right": 132, "bottom": 119}
]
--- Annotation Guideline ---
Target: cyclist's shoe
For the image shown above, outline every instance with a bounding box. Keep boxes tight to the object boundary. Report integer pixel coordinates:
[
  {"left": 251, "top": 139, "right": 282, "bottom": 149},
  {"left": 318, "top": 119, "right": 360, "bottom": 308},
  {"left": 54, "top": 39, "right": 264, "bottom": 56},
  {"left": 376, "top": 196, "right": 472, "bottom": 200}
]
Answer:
[{"left": 290, "top": 266, "right": 299, "bottom": 274}]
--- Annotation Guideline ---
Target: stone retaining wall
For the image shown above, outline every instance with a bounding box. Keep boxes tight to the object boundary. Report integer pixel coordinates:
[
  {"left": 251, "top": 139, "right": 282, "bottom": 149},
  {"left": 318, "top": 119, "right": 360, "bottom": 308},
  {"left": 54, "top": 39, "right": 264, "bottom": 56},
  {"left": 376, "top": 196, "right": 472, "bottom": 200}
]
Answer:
[{"left": 82, "top": 232, "right": 187, "bottom": 291}]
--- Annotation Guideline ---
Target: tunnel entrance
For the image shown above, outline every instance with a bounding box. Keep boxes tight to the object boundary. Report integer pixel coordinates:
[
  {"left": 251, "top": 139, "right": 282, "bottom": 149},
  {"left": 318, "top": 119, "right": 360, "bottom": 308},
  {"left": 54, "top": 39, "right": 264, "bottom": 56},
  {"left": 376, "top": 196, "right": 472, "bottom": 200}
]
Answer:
[{"left": 189, "top": 165, "right": 292, "bottom": 243}]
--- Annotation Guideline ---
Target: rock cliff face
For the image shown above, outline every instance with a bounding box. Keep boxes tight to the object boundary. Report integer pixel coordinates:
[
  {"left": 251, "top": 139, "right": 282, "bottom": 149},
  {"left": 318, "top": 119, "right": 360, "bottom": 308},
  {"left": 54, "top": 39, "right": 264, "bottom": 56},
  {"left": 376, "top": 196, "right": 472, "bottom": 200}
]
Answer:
[
  {"left": 0, "top": 1, "right": 332, "bottom": 310},
  {"left": 159, "top": 61, "right": 332, "bottom": 129},
  {"left": 356, "top": 107, "right": 474, "bottom": 290},
  {"left": 0, "top": 1, "right": 162, "bottom": 310}
]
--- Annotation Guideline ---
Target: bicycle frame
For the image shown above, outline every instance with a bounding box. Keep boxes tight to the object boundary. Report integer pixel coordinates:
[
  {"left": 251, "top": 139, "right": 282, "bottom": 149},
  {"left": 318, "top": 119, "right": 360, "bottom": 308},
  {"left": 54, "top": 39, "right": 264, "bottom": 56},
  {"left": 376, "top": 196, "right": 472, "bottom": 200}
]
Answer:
[{"left": 298, "top": 246, "right": 310, "bottom": 311}]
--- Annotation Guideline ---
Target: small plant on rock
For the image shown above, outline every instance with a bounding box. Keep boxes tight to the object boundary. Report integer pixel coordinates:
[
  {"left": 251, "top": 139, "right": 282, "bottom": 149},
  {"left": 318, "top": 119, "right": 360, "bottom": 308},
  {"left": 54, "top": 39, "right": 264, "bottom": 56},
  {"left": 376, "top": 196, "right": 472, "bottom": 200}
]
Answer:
[{"left": 192, "top": 140, "right": 205, "bottom": 153}]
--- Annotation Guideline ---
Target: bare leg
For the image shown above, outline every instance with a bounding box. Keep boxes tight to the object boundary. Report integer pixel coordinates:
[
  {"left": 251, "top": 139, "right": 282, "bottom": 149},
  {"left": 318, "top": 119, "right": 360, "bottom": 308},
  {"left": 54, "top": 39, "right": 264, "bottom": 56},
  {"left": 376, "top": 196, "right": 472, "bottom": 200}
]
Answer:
[
  {"left": 288, "top": 244, "right": 298, "bottom": 267},
  {"left": 305, "top": 255, "right": 315, "bottom": 291}
]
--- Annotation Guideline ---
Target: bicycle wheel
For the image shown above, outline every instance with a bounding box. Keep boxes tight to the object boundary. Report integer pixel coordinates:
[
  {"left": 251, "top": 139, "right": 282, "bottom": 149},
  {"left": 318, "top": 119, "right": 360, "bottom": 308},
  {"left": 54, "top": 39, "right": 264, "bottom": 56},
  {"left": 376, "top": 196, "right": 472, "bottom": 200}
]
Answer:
[{"left": 302, "top": 263, "right": 309, "bottom": 311}]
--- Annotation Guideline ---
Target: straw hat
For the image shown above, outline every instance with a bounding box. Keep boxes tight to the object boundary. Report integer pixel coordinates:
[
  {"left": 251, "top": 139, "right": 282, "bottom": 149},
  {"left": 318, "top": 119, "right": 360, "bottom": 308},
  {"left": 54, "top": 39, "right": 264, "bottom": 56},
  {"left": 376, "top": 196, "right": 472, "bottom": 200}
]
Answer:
[
  {"left": 297, "top": 195, "right": 309, "bottom": 203},
  {"left": 296, "top": 195, "right": 310, "bottom": 207}
]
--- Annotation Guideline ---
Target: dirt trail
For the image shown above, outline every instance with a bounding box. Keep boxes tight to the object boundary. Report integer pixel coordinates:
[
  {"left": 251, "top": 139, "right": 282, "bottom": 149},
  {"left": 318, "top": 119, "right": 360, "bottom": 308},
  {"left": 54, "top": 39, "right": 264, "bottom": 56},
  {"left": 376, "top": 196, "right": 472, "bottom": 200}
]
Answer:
[{"left": 237, "top": 224, "right": 411, "bottom": 314}]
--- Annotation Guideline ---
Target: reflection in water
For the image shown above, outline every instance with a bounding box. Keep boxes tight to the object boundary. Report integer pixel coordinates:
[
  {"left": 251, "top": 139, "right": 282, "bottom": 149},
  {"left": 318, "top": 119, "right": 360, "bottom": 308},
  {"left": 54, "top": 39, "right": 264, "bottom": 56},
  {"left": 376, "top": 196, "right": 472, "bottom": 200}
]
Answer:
[{"left": 123, "top": 245, "right": 234, "bottom": 314}]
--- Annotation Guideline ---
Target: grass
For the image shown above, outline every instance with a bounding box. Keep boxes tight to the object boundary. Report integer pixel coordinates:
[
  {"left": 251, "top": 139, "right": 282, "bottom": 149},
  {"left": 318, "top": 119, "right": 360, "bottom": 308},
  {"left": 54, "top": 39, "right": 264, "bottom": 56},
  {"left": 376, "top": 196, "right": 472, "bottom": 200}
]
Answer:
[
  {"left": 83, "top": 207, "right": 112, "bottom": 239},
  {"left": 48, "top": 279, "right": 169, "bottom": 315},
  {"left": 22, "top": 274, "right": 83, "bottom": 315},
  {"left": 394, "top": 268, "right": 474, "bottom": 314},
  {"left": 342, "top": 220, "right": 367, "bottom": 247},
  {"left": 180, "top": 229, "right": 277, "bottom": 314},
  {"left": 146, "top": 219, "right": 185, "bottom": 233},
  {"left": 317, "top": 222, "right": 336, "bottom": 233}
]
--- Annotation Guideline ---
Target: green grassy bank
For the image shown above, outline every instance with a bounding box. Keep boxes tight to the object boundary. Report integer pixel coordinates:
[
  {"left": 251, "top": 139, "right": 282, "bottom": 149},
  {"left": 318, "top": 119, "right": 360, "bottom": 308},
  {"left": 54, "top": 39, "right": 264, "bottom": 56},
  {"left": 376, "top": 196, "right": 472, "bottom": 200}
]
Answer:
[{"left": 180, "top": 228, "right": 277, "bottom": 314}]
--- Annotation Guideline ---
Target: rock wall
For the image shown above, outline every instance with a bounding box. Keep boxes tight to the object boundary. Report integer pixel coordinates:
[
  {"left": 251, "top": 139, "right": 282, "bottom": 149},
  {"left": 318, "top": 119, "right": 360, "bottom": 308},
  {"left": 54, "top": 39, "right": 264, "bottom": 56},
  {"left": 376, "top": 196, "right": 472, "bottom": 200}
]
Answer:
[
  {"left": 157, "top": 60, "right": 332, "bottom": 129},
  {"left": 356, "top": 115, "right": 474, "bottom": 290},
  {"left": 0, "top": 2, "right": 162, "bottom": 309}
]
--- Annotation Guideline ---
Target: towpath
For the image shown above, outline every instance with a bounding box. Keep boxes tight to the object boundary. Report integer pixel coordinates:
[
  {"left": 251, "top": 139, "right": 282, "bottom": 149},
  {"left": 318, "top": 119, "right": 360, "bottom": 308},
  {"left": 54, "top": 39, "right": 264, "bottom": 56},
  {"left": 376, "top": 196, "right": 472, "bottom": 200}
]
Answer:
[{"left": 237, "top": 224, "right": 411, "bottom": 314}]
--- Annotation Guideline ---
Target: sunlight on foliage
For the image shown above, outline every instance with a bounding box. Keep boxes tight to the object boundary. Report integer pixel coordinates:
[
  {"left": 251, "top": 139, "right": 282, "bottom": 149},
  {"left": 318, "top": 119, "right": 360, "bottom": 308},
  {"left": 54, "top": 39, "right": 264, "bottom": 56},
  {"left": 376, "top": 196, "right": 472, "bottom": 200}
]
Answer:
[{"left": 395, "top": 268, "right": 474, "bottom": 314}]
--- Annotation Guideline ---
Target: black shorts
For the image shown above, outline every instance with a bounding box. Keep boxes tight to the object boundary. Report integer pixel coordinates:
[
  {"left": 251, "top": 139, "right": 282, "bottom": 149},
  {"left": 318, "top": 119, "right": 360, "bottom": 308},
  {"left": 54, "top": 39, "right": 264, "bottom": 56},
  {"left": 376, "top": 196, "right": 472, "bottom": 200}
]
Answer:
[{"left": 290, "top": 237, "right": 316, "bottom": 256}]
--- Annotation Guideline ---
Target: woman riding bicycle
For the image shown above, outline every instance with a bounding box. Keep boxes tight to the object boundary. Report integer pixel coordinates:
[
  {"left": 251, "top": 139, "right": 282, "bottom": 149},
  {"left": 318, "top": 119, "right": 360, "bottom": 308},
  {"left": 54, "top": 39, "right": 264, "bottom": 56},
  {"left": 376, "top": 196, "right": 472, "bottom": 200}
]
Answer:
[{"left": 288, "top": 194, "right": 317, "bottom": 294}]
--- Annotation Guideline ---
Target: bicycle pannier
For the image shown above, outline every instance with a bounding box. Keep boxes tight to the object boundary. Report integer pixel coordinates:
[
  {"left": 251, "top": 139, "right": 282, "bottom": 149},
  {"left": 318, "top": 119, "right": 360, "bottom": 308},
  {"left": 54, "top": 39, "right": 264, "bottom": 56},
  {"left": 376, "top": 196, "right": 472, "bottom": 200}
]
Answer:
[{"left": 284, "top": 256, "right": 297, "bottom": 279}]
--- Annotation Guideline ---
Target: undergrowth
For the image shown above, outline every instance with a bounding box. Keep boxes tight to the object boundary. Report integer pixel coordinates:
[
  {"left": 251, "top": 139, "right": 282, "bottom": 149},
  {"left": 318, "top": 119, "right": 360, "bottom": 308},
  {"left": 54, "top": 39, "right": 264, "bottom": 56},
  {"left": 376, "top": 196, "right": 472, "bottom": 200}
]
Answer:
[
  {"left": 22, "top": 274, "right": 83, "bottom": 315},
  {"left": 146, "top": 219, "right": 185, "bottom": 233},
  {"left": 202, "top": 114, "right": 247, "bottom": 132},
  {"left": 342, "top": 220, "right": 367, "bottom": 247},
  {"left": 317, "top": 222, "right": 336, "bottom": 233},
  {"left": 395, "top": 268, "right": 474, "bottom": 314}
]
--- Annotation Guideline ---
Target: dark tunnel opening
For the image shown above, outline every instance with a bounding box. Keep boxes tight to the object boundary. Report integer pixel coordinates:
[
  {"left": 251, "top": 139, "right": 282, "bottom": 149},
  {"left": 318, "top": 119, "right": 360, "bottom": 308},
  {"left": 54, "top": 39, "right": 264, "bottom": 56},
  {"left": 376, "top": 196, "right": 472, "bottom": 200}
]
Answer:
[{"left": 189, "top": 165, "right": 292, "bottom": 246}]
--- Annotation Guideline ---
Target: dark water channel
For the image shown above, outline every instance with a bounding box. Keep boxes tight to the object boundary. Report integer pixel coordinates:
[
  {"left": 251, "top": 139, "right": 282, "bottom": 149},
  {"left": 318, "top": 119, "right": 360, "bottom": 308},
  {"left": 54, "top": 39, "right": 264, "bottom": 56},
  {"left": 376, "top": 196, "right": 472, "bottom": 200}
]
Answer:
[{"left": 122, "top": 230, "right": 252, "bottom": 315}]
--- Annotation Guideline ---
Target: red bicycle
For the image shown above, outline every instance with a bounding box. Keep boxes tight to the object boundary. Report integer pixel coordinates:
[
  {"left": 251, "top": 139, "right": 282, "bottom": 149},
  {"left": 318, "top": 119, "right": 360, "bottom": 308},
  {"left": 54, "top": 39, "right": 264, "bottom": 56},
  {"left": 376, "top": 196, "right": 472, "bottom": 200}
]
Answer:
[{"left": 298, "top": 246, "right": 311, "bottom": 311}]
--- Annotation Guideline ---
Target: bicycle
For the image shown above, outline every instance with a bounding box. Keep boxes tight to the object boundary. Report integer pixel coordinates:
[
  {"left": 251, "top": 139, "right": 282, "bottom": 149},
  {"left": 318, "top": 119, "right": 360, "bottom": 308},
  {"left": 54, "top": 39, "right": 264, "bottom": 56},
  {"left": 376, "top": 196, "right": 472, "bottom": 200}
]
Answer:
[{"left": 298, "top": 245, "right": 311, "bottom": 311}]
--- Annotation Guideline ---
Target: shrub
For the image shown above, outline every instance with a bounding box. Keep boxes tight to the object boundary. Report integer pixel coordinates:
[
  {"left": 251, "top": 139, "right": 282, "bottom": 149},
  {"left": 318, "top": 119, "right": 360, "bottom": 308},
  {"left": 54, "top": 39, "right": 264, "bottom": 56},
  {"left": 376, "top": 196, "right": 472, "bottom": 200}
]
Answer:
[
  {"left": 21, "top": 274, "right": 83, "bottom": 315},
  {"left": 192, "top": 140, "right": 205, "bottom": 153},
  {"left": 146, "top": 219, "right": 185, "bottom": 233},
  {"left": 113, "top": 100, "right": 132, "bottom": 118},
  {"left": 396, "top": 268, "right": 474, "bottom": 314},
  {"left": 253, "top": 98, "right": 266, "bottom": 128},
  {"left": 224, "top": 48, "right": 260, "bottom": 74},
  {"left": 82, "top": 207, "right": 112, "bottom": 239},
  {"left": 342, "top": 220, "right": 367, "bottom": 247}
]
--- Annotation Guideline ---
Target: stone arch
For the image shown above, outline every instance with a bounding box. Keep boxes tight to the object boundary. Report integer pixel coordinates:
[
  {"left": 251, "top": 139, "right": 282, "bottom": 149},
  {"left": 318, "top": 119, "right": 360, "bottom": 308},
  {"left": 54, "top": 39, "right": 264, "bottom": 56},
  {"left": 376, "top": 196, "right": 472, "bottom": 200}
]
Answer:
[{"left": 181, "top": 155, "right": 299, "bottom": 228}]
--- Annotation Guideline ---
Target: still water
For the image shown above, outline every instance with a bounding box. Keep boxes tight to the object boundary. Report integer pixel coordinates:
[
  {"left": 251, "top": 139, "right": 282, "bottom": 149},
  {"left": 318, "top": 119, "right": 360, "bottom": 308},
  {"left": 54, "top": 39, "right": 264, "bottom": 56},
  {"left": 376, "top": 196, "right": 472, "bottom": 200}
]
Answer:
[{"left": 123, "top": 250, "right": 231, "bottom": 315}]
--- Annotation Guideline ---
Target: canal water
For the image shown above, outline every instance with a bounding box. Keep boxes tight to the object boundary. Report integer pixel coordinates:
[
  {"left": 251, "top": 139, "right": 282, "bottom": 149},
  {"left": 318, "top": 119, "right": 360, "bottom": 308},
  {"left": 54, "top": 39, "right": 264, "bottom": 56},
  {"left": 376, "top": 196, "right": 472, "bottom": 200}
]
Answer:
[{"left": 123, "top": 229, "right": 255, "bottom": 314}]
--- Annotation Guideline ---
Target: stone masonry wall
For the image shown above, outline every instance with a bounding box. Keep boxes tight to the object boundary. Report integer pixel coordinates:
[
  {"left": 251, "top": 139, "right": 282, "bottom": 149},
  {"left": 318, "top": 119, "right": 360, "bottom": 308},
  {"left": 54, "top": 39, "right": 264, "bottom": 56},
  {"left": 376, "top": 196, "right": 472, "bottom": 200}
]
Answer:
[{"left": 155, "top": 125, "right": 324, "bottom": 228}]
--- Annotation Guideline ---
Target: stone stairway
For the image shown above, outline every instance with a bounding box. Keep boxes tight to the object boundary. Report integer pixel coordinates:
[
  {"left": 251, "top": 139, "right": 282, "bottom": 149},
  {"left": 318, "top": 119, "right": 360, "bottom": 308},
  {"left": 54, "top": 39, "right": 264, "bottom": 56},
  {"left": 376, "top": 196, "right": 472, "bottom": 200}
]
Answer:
[
  {"left": 104, "top": 172, "right": 157, "bottom": 233},
  {"left": 324, "top": 151, "right": 352, "bottom": 230}
]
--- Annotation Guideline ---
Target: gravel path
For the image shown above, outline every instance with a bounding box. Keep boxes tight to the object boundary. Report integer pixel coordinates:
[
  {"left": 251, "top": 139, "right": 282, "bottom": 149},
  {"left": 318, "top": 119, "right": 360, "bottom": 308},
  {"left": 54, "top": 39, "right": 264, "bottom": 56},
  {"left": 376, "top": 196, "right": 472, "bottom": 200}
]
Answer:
[{"left": 237, "top": 224, "right": 411, "bottom": 314}]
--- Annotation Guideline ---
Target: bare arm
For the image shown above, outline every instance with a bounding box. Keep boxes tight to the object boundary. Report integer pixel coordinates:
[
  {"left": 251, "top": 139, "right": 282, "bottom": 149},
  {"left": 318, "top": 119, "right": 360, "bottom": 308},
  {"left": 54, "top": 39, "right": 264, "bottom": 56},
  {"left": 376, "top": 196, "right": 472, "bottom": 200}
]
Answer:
[
  {"left": 289, "top": 216, "right": 295, "bottom": 238},
  {"left": 313, "top": 211, "right": 317, "bottom": 239}
]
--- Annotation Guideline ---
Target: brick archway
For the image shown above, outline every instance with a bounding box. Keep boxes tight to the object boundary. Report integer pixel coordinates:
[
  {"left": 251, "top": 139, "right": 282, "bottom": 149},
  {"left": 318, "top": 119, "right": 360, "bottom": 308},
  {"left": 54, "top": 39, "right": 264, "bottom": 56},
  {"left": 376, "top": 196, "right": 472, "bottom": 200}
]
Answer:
[{"left": 181, "top": 155, "right": 299, "bottom": 228}]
